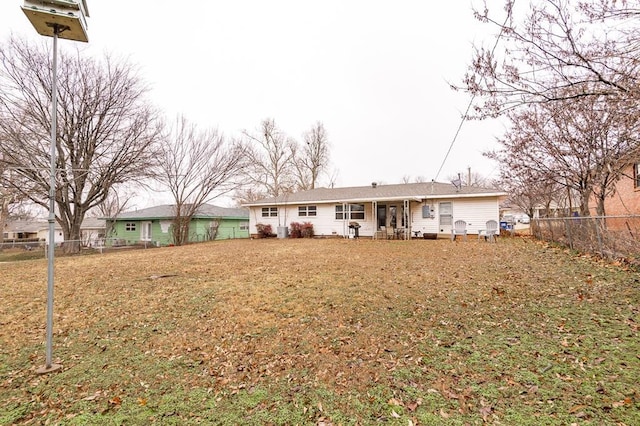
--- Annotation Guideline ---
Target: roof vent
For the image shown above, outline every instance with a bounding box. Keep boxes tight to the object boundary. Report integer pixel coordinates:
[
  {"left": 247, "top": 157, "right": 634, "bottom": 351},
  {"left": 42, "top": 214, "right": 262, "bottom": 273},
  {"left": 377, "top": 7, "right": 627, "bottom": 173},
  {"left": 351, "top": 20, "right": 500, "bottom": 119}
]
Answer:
[{"left": 371, "top": 182, "right": 377, "bottom": 188}]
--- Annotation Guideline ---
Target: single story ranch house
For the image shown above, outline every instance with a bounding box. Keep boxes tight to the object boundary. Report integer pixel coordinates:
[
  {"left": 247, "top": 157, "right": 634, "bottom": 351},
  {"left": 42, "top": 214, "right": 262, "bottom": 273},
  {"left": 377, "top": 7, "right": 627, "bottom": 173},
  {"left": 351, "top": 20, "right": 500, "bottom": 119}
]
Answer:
[
  {"left": 103, "top": 204, "right": 249, "bottom": 246},
  {"left": 243, "top": 181, "right": 507, "bottom": 239}
]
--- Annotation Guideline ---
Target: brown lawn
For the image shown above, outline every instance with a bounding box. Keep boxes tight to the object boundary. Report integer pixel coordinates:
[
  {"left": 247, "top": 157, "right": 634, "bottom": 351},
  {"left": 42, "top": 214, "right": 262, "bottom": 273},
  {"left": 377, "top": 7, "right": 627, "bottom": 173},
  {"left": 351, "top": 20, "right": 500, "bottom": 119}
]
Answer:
[{"left": 1, "top": 237, "right": 638, "bottom": 425}]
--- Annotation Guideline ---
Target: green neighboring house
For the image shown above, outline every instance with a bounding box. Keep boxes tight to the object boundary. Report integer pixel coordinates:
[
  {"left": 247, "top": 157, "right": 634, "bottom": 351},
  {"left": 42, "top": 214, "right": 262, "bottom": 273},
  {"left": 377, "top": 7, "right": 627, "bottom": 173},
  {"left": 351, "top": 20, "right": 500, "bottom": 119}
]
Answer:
[{"left": 104, "top": 204, "right": 249, "bottom": 246}]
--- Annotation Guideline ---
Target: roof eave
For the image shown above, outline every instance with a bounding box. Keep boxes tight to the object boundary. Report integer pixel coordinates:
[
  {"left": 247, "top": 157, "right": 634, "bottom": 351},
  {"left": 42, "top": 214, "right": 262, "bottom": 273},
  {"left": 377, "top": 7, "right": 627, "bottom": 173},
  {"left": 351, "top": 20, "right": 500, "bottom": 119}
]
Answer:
[{"left": 244, "top": 191, "right": 506, "bottom": 206}]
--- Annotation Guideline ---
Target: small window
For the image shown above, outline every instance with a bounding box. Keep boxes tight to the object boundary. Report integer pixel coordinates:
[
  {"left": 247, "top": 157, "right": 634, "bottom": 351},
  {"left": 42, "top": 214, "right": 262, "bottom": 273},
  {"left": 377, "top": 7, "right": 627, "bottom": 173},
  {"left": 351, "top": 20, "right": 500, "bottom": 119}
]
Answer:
[
  {"left": 261, "top": 207, "right": 278, "bottom": 217},
  {"left": 298, "top": 205, "right": 317, "bottom": 217},
  {"left": 335, "top": 205, "right": 345, "bottom": 220},
  {"left": 635, "top": 163, "right": 640, "bottom": 189},
  {"left": 240, "top": 221, "right": 249, "bottom": 231},
  {"left": 125, "top": 222, "right": 136, "bottom": 231}
]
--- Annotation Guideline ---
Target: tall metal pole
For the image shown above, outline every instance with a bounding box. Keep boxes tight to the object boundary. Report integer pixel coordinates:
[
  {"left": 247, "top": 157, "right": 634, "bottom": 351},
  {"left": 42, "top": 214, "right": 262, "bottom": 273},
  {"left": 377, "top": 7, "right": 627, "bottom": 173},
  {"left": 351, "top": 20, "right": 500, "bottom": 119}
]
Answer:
[{"left": 38, "top": 24, "right": 62, "bottom": 374}]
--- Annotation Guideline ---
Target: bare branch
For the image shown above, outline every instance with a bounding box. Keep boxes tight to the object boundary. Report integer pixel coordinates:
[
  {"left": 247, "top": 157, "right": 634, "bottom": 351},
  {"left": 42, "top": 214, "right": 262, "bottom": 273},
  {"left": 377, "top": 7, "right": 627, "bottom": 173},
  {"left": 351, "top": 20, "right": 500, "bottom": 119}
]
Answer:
[{"left": 0, "top": 36, "right": 162, "bottom": 253}]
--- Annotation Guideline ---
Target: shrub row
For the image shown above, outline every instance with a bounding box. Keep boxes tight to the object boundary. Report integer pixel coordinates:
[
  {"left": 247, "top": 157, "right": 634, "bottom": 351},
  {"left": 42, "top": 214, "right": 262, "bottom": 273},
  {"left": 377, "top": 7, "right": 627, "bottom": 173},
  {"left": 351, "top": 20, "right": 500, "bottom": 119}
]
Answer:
[{"left": 255, "top": 222, "right": 314, "bottom": 238}]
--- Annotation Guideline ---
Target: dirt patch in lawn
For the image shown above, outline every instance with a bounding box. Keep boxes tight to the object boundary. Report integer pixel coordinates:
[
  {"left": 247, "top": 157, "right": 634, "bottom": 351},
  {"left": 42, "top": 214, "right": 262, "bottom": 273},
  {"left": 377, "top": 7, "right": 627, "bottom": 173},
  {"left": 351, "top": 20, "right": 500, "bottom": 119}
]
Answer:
[{"left": 1, "top": 237, "right": 639, "bottom": 424}]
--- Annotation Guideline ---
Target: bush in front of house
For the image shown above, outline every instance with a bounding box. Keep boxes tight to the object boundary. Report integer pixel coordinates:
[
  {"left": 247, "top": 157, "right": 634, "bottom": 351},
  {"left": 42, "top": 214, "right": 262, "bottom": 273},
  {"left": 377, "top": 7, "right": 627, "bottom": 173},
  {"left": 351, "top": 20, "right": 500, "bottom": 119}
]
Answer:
[
  {"left": 301, "top": 222, "right": 314, "bottom": 238},
  {"left": 290, "top": 222, "right": 314, "bottom": 238},
  {"left": 255, "top": 223, "right": 275, "bottom": 238},
  {"left": 289, "top": 222, "right": 303, "bottom": 238}
]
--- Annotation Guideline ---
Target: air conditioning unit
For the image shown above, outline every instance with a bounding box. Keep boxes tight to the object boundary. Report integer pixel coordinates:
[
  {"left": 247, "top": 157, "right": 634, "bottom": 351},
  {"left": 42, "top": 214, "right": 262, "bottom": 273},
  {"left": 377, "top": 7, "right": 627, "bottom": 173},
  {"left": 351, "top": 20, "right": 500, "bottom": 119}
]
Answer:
[{"left": 22, "top": 0, "right": 90, "bottom": 42}]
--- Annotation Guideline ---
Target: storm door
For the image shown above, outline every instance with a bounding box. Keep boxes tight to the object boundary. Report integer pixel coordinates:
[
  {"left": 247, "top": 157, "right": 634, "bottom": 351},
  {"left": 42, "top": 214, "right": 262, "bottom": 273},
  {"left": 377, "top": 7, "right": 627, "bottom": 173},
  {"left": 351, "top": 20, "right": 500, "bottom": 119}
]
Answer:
[{"left": 439, "top": 202, "right": 452, "bottom": 235}]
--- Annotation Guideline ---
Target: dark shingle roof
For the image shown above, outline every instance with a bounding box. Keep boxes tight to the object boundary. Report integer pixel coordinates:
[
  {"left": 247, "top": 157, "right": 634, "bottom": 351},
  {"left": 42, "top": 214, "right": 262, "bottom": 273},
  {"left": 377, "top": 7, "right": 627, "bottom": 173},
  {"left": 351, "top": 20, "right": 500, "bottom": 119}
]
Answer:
[
  {"left": 107, "top": 204, "right": 248, "bottom": 220},
  {"left": 243, "top": 181, "right": 506, "bottom": 206}
]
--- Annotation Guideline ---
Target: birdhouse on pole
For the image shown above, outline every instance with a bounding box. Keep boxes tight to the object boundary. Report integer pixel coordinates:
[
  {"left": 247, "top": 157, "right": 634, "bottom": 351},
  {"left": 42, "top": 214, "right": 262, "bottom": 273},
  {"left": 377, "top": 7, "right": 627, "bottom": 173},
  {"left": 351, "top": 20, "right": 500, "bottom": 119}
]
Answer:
[{"left": 21, "top": 0, "right": 90, "bottom": 42}]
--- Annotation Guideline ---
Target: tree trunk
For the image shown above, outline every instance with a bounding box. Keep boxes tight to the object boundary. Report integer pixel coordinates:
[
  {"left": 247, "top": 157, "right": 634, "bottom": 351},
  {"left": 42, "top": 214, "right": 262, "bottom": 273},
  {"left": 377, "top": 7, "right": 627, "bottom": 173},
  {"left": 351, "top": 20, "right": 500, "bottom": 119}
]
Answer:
[
  {"left": 171, "top": 216, "right": 191, "bottom": 246},
  {"left": 0, "top": 196, "right": 8, "bottom": 251},
  {"left": 578, "top": 189, "right": 592, "bottom": 217},
  {"left": 60, "top": 208, "right": 85, "bottom": 255}
]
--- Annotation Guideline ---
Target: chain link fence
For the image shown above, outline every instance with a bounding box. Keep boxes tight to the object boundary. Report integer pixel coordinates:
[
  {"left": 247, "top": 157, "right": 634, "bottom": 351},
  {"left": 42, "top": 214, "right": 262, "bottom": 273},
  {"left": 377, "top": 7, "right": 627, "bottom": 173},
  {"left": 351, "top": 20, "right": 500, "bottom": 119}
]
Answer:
[
  {"left": 0, "top": 237, "right": 157, "bottom": 260},
  {"left": 531, "top": 215, "right": 640, "bottom": 267}
]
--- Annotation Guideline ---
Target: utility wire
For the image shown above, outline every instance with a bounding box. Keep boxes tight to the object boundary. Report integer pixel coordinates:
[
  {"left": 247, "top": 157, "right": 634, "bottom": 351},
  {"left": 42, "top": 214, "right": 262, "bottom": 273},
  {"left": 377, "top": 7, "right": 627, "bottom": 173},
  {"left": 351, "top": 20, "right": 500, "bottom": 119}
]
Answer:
[{"left": 433, "top": 3, "right": 513, "bottom": 182}]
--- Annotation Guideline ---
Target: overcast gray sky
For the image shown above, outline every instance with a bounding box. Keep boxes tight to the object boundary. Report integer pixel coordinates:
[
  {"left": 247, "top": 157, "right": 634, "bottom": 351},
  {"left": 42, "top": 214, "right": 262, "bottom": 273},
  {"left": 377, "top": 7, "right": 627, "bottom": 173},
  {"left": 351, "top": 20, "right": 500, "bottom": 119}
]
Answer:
[{"left": 2, "top": 1, "right": 505, "bottom": 207}]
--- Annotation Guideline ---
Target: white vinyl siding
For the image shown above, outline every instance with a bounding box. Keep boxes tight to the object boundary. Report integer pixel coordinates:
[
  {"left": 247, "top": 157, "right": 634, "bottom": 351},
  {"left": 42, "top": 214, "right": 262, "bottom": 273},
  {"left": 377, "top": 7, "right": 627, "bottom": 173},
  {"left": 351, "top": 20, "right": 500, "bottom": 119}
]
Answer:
[{"left": 249, "top": 197, "right": 501, "bottom": 238}]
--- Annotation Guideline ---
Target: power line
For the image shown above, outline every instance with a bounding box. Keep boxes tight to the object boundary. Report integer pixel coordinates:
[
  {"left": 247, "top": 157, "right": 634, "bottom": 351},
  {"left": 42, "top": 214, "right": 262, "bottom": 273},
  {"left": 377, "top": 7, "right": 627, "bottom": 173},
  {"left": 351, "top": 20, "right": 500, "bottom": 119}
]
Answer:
[{"left": 433, "top": 3, "right": 513, "bottom": 182}]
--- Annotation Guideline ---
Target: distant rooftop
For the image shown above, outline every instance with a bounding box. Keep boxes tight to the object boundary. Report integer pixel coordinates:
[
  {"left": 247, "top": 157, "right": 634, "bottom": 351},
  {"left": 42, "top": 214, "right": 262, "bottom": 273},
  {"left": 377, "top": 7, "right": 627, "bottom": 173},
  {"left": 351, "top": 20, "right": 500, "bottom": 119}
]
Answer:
[{"left": 106, "top": 204, "right": 249, "bottom": 220}]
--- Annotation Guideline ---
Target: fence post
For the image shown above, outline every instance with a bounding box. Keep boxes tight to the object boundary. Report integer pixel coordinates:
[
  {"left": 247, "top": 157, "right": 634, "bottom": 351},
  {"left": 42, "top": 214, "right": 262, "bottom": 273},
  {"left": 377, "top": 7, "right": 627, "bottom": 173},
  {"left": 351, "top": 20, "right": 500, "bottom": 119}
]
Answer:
[
  {"left": 565, "top": 218, "right": 574, "bottom": 249},
  {"left": 594, "top": 216, "right": 604, "bottom": 257}
]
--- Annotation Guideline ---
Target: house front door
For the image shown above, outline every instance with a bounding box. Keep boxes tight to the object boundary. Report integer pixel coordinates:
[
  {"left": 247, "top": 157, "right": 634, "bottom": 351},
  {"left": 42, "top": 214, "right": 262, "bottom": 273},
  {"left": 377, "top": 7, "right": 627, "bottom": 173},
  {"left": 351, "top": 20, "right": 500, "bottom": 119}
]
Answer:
[
  {"left": 141, "top": 221, "right": 152, "bottom": 242},
  {"left": 377, "top": 204, "right": 387, "bottom": 229}
]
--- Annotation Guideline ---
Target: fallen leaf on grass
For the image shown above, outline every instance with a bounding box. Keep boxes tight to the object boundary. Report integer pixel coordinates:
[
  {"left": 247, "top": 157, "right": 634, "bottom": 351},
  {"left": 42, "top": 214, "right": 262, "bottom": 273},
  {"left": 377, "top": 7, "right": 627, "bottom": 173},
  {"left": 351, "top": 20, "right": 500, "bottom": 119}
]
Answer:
[
  {"left": 612, "top": 398, "right": 632, "bottom": 408},
  {"left": 82, "top": 394, "right": 99, "bottom": 401},
  {"left": 479, "top": 405, "right": 492, "bottom": 421},
  {"left": 388, "top": 397, "right": 403, "bottom": 407}
]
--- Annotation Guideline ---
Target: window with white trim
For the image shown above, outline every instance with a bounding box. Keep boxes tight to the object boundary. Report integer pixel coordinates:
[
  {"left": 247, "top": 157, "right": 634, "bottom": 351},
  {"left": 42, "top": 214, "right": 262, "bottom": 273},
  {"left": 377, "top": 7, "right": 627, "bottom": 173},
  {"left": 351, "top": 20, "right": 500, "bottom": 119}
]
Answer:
[
  {"left": 298, "top": 205, "right": 317, "bottom": 217},
  {"left": 261, "top": 207, "right": 278, "bottom": 217},
  {"left": 335, "top": 204, "right": 365, "bottom": 220},
  {"left": 240, "top": 221, "right": 249, "bottom": 231},
  {"left": 125, "top": 222, "right": 136, "bottom": 231},
  {"left": 635, "top": 163, "right": 640, "bottom": 189},
  {"left": 350, "top": 204, "right": 365, "bottom": 220}
]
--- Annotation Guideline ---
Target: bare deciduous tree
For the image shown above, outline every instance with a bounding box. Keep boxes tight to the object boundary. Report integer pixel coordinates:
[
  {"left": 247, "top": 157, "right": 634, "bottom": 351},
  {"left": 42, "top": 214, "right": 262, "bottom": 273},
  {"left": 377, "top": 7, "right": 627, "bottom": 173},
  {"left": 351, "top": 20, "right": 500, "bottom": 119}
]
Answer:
[
  {"left": 0, "top": 160, "right": 10, "bottom": 249},
  {"left": 89, "top": 188, "right": 134, "bottom": 240},
  {"left": 157, "top": 116, "right": 247, "bottom": 246},
  {"left": 460, "top": 0, "right": 639, "bottom": 117},
  {"left": 496, "top": 168, "right": 565, "bottom": 219},
  {"left": 232, "top": 187, "right": 268, "bottom": 206},
  {"left": 0, "top": 36, "right": 162, "bottom": 253},
  {"left": 0, "top": 153, "right": 35, "bottom": 249},
  {"left": 448, "top": 169, "right": 489, "bottom": 188},
  {"left": 242, "top": 118, "right": 297, "bottom": 198},
  {"left": 487, "top": 91, "right": 639, "bottom": 216},
  {"left": 293, "top": 121, "right": 331, "bottom": 190}
]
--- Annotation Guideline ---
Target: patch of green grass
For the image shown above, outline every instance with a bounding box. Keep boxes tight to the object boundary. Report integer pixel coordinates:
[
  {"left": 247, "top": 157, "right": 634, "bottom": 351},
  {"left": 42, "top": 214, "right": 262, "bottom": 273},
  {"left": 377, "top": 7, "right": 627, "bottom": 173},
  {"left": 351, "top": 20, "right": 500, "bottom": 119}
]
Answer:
[{"left": 0, "top": 248, "right": 45, "bottom": 261}]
